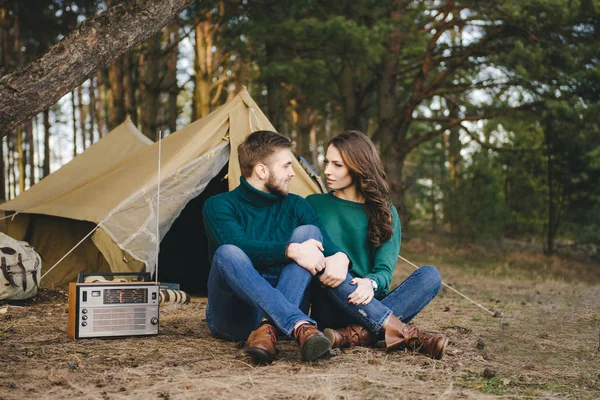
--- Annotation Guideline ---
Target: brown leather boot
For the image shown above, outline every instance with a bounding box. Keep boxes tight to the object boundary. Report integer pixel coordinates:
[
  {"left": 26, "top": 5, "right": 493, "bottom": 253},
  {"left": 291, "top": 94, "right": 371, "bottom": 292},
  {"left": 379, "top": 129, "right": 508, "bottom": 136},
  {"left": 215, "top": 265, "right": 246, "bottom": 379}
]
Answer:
[
  {"left": 383, "top": 315, "right": 448, "bottom": 360},
  {"left": 244, "top": 323, "right": 278, "bottom": 363},
  {"left": 324, "top": 325, "right": 376, "bottom": 349},
  {"left": 295, "top": 324, "right": 331, "bottom": 361}
]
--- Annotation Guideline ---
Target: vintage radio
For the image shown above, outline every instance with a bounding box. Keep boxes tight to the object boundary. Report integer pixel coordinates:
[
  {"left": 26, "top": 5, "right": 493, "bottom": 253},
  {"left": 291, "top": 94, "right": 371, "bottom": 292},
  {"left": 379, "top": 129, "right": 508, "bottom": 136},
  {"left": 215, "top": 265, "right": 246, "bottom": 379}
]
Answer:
[{"left": 68, "top": 273, "right": 159, "bottom": 339}]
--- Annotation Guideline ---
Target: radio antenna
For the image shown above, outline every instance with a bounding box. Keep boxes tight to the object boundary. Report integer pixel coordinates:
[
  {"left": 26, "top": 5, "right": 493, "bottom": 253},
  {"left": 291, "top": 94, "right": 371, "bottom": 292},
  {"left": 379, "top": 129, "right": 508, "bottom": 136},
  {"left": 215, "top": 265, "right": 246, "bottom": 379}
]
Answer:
[{"left": 155, "top": 130, "right": 162, "bottom": 285}]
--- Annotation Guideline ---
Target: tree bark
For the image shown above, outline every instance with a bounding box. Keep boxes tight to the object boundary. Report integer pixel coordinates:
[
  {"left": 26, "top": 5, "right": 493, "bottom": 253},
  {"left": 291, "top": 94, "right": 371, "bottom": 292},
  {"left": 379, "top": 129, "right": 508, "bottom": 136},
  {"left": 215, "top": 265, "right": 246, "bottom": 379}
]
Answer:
[{"left": 0, "top": 0, "right": 196, "bottom": 138}]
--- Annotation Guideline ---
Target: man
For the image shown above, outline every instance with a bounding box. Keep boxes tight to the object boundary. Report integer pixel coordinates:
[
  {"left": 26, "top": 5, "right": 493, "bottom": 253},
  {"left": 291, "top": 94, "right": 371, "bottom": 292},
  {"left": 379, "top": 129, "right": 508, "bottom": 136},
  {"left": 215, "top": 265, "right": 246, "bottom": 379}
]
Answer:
[{"left": 202, "top": 130, "right": 350, "bottom": 363}]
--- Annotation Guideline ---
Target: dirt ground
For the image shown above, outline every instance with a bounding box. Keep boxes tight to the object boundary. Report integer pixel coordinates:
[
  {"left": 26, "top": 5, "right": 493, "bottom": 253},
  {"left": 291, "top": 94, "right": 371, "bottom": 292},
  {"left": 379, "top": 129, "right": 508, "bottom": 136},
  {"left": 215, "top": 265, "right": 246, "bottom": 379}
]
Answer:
[{"left": 1, "top": 237, "right": 599, "bottom": 399}]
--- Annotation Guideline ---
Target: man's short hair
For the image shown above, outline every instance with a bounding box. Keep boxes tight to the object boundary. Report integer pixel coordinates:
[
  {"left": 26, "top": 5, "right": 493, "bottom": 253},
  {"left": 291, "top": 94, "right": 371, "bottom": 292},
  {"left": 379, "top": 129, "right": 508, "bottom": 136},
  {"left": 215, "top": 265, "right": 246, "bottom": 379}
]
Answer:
[{"left": 238, "top": 130, "right": 293, "bottom": 177}]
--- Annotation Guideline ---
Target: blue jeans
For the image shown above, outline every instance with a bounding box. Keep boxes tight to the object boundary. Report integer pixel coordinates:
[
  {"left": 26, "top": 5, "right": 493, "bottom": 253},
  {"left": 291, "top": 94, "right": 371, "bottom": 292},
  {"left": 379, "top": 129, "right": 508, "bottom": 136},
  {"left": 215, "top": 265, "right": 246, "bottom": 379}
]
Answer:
[
  {"left": 205, "top": 225, "right": 321, "bottom": 341},
  {"left": 310, "top": 266, "right": 442, "bottom": 332}
]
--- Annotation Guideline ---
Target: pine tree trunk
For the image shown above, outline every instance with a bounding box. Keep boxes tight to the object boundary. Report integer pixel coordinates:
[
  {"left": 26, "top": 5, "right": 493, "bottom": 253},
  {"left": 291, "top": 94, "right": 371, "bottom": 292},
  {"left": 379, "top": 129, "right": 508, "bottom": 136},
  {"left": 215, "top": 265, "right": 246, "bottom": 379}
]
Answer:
[
  {"left": 265, "top": 42, "right": 285, "bottom": 131},
  {"left": 42, "top": 109, "right": 51, "bottom": 178},
  {"left": 25, "top": 119, "right": 34, "bottom": 187},
  {"left": 0, "top": 7, "right": 9, "bottom": 72},
  {"left": 165, "top": 18, "right": 179, "bottom": 133},
  {"left": 8, "top": 135, "right": 16, "bottom": 199},
  {"left": 77, "top": 85, "right": 87, "bottom": 150},
  {"left": 109, "top": 57, "right": 125, "bottom": 129},
  {"left": 16, "top": 126, "right": 24, "bottom": 194},
  {"left": 71, "top": 91, "right": 78, "bottom": 157},
  {"left": 95, "top": 71, "right": 105, "bottom": 137},
  {"left": 142, "top": 32, "right": 161, "bottom": 140},
  {"left": 123, "top": 52, "right": 138, "bottom": 125},
  {"left": 0, "top": 0, "right": 196, "bottom": 138},
  {"left": 193, "top": 19, "right": 212, "bottom": 120},
  {"left": 0, "top": 136, "right": 5, "bottom": 202},
  {"left": 89, "top": 74, "right": 96, "bottom": 143}
]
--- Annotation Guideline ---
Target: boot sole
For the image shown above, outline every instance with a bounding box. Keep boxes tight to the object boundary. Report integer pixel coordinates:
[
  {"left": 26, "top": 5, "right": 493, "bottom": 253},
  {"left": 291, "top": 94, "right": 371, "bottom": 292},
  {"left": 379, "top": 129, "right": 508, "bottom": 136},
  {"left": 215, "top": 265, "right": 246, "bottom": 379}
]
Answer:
[
  {"left": 301, "top": 335, "right": 332, "bottom": 361},
  {"left": 434, "top": 336, "right": 449, "bottom": 360},
  {"left": 323, "top": 328, "right": 338, "bottom": 348},
  {"left": 244, "top": 346, "right": 276, "bottom": 364}
]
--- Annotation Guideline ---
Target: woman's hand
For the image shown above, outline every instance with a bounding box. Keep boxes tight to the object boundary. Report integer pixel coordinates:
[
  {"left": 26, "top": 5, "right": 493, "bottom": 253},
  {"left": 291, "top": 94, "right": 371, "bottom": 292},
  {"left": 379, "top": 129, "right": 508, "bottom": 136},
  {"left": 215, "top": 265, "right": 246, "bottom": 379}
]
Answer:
[
  {"left": 319, "top": 252, "right": 349, "bottom": 288},
  {"left": 348, "top": 277, "right": 374, "bottom": 306}
]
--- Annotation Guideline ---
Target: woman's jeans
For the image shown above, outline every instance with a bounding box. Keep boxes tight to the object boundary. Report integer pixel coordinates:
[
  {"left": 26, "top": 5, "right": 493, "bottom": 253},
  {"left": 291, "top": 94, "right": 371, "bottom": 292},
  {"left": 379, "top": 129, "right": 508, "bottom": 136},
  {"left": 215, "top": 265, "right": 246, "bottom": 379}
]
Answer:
[
  {"left": 310, "top": 266, "right": 442, "bottom": 333},
  {"left": 205, "top": 225, "right": 320, "bottom": 341}
]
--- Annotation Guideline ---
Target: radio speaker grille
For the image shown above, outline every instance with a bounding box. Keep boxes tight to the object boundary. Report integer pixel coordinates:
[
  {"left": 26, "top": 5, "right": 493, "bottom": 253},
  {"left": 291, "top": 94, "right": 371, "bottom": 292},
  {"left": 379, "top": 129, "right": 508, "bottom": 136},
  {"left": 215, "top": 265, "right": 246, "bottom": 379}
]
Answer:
[
  {"left": 92, "top": 307, "right": 147, "bottom": 331},
  {"left": 103, "top": 288, "right": 148, "bottom": 304}
]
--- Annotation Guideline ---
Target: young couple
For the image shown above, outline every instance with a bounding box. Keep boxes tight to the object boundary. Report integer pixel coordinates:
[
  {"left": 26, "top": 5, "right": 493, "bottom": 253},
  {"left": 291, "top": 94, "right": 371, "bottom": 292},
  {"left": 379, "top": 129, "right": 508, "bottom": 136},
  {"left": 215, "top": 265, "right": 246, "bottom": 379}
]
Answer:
[{"left": 202, "top": 130, "right": 448, "bottom": 363}]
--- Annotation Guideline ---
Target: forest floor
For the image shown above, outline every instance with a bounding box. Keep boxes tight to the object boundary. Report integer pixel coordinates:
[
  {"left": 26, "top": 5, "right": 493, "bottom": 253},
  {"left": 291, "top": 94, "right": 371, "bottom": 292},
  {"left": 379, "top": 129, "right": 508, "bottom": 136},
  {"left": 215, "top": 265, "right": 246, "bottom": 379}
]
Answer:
[{"left": 1, "top": 234, "right": 599, "bottom": 399}]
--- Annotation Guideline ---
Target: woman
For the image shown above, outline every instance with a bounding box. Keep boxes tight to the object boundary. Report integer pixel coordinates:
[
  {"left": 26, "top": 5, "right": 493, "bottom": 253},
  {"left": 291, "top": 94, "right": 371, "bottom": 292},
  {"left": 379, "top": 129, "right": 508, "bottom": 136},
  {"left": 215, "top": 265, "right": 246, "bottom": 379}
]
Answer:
[{"left": 306, "top": 130, "right": 448, "bottom": 359}]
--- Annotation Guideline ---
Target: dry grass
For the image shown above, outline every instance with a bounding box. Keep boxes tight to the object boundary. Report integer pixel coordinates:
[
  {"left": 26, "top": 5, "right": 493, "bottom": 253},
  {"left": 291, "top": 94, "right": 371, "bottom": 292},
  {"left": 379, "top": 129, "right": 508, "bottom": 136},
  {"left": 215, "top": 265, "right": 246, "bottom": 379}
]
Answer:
[{"left": 1, "top": 237, "right": 599, "bottom": 399}]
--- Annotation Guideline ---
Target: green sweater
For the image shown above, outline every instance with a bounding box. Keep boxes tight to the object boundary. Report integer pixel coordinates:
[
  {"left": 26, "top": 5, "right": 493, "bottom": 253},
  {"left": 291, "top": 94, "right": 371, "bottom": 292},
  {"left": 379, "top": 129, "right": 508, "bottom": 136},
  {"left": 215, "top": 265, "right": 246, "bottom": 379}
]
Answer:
[
  {"left": 306, "top": 192, "right": 401, "bottom": 297},
  {"left": 203, "top": 177, "right": 342, "bottom": 275}
]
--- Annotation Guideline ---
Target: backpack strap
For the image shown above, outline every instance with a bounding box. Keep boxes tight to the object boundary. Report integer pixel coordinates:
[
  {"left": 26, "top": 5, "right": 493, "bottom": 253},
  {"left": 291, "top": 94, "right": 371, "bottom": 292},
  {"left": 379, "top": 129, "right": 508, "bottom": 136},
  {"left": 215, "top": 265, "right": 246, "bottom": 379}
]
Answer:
[
  {"left": 1, "top": 256, "right": 17, "bottom": 287},
  {"left": 31, "top": 256, "right": 40, "bottom": 288},
  {"left": 17, "top": 253, "right": 27, "bottom": 292}
]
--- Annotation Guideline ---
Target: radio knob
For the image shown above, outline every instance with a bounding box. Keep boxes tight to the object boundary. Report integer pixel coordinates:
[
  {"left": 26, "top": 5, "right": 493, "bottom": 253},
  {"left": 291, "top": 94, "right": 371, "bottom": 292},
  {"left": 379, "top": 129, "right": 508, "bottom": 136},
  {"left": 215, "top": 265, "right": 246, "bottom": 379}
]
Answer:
[
  {"left": 82, "top": 315, "right": 88, "bottom": 320},
  {"left": 150, "top": 317, "right": 159, "bottom": 325},
  {"left": 82, "top": 309, "right": 88, "bottom": 314},
  {"left": 81, "top": 321, "right": 87, "bottom": 327}
]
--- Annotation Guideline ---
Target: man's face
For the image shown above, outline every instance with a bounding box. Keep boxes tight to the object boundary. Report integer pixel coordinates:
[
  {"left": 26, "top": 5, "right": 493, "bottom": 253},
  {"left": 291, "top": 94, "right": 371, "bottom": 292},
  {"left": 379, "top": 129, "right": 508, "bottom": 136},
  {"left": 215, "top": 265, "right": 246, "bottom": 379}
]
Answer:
[{"left": 264, "top": 148, "right": 295, "bottom": 196}]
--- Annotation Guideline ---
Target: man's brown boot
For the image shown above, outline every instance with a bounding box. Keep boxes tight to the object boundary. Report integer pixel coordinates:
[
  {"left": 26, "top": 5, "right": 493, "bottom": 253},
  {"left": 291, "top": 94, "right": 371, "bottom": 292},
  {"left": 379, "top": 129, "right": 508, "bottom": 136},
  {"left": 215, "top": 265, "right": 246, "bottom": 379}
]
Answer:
[
  {"left": 383, "top": 315, "right": 448, "bottom": 360},
  {"left": 324, "top": 325, "right": 376, "bottom": 349},
  {"left": 244, "top": 323, "right": 278, "bottom": 363},
  {"left": 295, "top": 324, "right": 331, "bottom": 361}
]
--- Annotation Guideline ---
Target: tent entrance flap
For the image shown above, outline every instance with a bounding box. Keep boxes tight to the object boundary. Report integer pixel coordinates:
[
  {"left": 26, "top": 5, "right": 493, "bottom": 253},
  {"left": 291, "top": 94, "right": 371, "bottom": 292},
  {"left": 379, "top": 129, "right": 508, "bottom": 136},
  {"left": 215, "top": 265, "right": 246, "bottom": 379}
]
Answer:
[
  {"left": 98, "top": 142, "right": 230, "bottom": 275},
  {"left": 157, "top": 163, "right": 229, "bottom": 294}
]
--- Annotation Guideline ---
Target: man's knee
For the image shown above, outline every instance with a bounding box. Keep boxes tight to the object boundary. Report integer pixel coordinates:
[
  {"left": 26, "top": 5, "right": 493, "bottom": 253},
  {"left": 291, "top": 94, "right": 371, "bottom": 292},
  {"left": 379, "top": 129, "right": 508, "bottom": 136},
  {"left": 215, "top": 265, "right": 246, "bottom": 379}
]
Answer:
[
  {"left": 213, "top": 244, "right": 250, "bottom": 268},
  {"left": 419, "top": 265, "right": 442, "bottom": 293},
  {"left": 290, "top": 224, "right": 323, "bottom": 243}
]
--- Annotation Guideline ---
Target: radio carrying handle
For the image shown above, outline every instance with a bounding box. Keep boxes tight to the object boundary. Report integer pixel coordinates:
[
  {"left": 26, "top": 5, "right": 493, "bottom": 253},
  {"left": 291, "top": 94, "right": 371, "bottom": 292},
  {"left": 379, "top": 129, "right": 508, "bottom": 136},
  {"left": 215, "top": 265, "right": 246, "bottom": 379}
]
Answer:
[{"left": 76, "top": 272, "right": 152, "bottom": 283}]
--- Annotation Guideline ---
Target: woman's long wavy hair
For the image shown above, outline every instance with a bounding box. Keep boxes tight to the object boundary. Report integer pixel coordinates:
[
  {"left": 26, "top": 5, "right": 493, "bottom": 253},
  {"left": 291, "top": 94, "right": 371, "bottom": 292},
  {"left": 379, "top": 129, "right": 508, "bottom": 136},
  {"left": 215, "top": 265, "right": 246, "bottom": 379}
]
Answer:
[{"left": 329, "top": 130, "right": 393, "bottom": 247}]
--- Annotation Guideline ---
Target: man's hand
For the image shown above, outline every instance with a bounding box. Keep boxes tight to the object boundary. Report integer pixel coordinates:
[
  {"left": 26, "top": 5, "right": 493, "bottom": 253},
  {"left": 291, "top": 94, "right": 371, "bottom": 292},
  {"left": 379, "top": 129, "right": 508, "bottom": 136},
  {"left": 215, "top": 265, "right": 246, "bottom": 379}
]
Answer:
[
  {"left": 348, "top": 277, "right": 374, "bottom": 306},
  {"left": 286, "top": 239, "right": 325, "bottom": 276},
  {"left": 319, "top": 252, "right": 349, "bottom": 288}
]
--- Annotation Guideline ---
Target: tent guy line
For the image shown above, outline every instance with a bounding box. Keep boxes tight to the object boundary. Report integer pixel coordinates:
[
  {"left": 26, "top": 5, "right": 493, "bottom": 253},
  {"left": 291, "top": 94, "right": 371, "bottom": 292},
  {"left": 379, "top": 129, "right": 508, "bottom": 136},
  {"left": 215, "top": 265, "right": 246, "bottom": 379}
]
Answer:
[
  {"left": 398, "top": 255, "right": 496, "bottom": 316},
  {"left": 40, "top": 225, "right": 99, "bottom": 281}
]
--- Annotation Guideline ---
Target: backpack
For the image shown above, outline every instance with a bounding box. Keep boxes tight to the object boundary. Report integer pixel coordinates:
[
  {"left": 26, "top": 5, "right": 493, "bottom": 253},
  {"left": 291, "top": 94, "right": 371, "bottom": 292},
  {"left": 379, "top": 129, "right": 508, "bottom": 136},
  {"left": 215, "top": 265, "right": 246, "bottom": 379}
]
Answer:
[{"left": 0, "top": 232, "right": 42, "bottom": 301}]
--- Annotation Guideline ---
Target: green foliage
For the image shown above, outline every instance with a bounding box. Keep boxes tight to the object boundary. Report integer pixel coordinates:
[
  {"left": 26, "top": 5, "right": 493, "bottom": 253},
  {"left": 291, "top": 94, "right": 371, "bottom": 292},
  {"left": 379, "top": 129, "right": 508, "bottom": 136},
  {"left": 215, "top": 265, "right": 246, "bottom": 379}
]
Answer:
[{"left": 453, "top": 151, "right": 509, "bottom": 241}]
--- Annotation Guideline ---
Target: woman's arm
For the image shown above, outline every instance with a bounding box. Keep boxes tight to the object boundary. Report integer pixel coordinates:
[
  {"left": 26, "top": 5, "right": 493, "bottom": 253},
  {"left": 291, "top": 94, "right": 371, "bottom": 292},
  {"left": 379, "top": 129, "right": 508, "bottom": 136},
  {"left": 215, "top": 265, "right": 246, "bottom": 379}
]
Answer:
[{"left": 365, "top": 206, "right": 402, "bottom": 296}]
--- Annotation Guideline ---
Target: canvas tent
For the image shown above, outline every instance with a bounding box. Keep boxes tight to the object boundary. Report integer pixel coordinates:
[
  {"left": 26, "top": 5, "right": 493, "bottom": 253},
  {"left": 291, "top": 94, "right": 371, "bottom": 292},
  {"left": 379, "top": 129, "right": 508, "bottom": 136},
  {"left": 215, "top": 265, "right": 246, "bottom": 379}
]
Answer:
[{"left": 0, "top": 89, "right": 321, "bottom": 292}]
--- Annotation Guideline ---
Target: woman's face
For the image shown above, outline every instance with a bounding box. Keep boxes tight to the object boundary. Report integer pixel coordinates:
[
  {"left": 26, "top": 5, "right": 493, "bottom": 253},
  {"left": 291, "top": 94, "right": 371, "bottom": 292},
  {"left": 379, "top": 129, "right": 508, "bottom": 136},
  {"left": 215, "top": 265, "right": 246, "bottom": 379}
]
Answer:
[{"left": 324, "top": 144, "right": 354, "bottom": 191}]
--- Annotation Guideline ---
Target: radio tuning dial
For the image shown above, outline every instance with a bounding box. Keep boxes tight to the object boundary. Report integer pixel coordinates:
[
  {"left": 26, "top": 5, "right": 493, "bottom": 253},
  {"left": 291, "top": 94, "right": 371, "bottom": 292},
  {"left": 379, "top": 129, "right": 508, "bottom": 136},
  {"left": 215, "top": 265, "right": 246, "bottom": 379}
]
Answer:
[
  {"left": 82, "top": 309, "right": 88, "bottom": 314},
  {"left": 81, "top": 321, "right": 87, "bottom": 327},
  {"left": 151, "top": 317, "right": 159, "bottom": 325},
  {"left": 82, "top": 315, "right": 88, "bottom": 320}
]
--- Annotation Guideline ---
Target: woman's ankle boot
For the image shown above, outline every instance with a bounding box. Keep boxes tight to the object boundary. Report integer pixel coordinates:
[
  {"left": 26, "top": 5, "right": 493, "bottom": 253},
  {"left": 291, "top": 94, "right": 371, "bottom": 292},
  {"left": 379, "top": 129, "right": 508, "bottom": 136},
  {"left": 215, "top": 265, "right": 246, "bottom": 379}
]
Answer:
[{"left": 383, "top": 315, "right": 448, "bottom": 360}]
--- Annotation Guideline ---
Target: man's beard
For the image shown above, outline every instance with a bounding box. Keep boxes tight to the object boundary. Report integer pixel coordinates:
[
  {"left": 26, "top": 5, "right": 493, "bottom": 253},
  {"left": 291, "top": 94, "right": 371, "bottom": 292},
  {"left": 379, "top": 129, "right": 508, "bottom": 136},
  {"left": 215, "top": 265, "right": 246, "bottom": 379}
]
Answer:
[{"left": 265, "top": 174, "right": 290, "bottom": 196}]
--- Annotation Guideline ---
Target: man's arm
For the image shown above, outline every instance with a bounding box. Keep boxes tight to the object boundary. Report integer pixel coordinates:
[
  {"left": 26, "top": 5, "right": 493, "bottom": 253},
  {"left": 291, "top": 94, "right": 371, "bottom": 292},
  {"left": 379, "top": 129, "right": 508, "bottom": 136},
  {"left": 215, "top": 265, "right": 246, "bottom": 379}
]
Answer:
[
  {"left": 203, "top": 196, "right": 327, "bottom": 273},
  {"left": 203, "top": 197, "right": 288, "bottom": 266}
]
